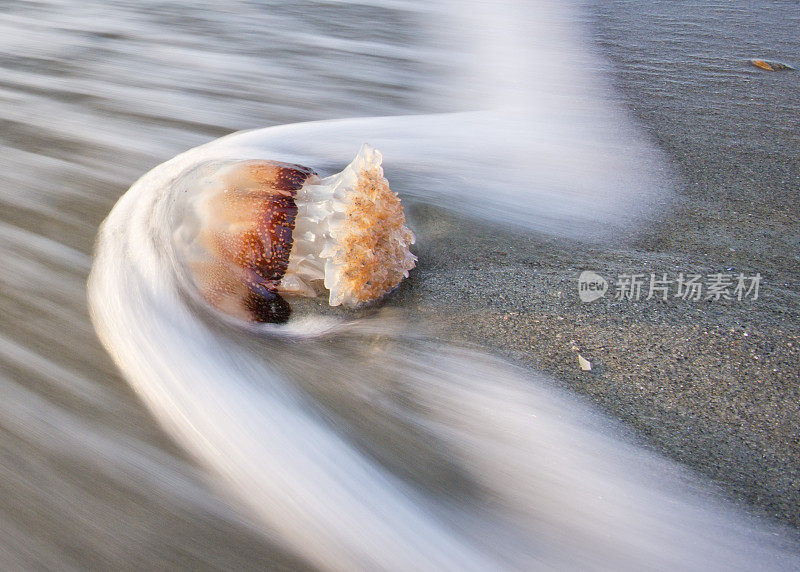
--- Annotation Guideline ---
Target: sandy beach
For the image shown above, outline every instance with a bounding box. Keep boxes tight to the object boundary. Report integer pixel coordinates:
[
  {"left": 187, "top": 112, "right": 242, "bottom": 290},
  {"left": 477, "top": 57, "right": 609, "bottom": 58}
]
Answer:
[
  {"left": 1, "top": 0, "right": 798, "bottom": 566},
  {"left": 395, "top": 0, "right": 800, "bottom": 528}
]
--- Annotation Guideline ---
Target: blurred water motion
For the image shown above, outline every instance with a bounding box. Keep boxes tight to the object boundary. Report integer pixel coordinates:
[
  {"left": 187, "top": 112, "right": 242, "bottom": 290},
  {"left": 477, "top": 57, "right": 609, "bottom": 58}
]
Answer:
[
  {"left": 2, "top": 0, "right": 800, "bottom": 569},
  {"left": 0, "top": 1, "right": 443, "bottom": 567}
]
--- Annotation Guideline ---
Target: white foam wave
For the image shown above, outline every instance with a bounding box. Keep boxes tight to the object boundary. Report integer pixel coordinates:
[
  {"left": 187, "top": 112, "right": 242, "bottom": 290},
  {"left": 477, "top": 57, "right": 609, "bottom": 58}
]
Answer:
[{"left": 87, "top": 0, "right": 798, "bottom": 569}]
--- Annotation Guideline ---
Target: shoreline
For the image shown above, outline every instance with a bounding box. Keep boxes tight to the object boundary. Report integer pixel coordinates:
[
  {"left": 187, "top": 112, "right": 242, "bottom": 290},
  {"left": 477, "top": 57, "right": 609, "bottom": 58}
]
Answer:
[
  {"left": 397, "top": 207, "right": 800, "bottom": 528},
  {"left": 394, "top": 0, "right": 800, "bottom": 529}
]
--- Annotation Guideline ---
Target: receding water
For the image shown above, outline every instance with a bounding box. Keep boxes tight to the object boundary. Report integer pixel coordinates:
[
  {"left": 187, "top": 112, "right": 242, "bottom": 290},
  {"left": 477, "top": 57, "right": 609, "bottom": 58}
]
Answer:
[{"left": 2, "top": 0, "right": 799, "bottom": 569}]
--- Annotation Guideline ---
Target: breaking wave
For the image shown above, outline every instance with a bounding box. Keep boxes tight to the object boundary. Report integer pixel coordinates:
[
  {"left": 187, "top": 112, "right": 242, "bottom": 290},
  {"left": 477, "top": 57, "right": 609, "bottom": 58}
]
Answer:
[{"left": 86, "top": 0, "right": 799, "bottom": 569}]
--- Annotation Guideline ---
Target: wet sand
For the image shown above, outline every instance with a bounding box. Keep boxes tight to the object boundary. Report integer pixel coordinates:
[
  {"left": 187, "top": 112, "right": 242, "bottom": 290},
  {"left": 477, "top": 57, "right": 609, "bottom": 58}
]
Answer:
[
  {"left": 396, "top": 0, "right": 800, "bottom": 528},
  {"left": 1, "top": 0, "right": 799, "bottom": 565}
]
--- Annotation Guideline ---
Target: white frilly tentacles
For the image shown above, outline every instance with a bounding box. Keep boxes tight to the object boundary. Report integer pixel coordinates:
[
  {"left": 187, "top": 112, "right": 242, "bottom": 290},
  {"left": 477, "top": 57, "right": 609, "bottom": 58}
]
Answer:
[{"left": 283, "top": 143, "right": 417, "bottom": 307}]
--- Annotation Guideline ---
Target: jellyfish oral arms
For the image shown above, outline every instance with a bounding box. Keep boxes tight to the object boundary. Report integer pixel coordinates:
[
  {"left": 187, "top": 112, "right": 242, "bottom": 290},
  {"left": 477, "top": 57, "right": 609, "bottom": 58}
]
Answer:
[{"left": 174, "top": 144, "right": 417, "bottom": 324}]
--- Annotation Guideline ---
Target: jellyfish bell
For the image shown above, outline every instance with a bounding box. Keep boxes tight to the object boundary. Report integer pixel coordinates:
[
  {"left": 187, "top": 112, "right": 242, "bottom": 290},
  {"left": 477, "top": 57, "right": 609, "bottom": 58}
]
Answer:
[{"left": 173, "top": 144, "right": 417, "bottom": 324}]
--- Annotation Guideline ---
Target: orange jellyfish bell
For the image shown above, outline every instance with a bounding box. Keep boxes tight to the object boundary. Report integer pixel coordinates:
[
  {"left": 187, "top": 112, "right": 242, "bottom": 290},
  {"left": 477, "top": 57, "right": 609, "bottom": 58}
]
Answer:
[{"left": 174, "top": 144, "right": 417, "bottom": 323}]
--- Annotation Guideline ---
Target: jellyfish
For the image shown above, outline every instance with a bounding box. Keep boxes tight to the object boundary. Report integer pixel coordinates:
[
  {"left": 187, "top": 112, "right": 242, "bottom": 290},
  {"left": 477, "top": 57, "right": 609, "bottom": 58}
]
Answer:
[{"left": 173, "top": 144, "right": 417, "bottom": 323}]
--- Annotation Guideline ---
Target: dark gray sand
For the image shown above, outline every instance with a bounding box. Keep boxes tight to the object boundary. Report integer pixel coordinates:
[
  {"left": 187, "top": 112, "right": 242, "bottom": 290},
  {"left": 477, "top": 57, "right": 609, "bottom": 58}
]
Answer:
[
  {"left": 393, "top": 0, "right": 800, "bottom": 528},
  {"left": 1, "top": 0, "right": 798, "bottom": 565}
]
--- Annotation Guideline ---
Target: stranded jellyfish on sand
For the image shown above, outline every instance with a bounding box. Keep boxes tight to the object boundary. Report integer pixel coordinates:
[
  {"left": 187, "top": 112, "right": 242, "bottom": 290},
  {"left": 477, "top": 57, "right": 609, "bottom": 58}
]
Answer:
[{"left": 174, "top": 144, "right": 417, "bottom": 323}]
